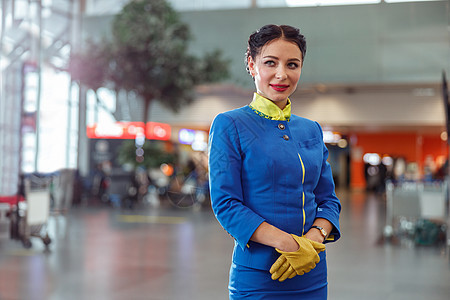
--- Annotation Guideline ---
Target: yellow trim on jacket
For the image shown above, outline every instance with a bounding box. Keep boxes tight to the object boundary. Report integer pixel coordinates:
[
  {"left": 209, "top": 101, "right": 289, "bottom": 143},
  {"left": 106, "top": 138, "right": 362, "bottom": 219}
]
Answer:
[{"left": 298, "top": 154, "right": 306, "bottom": 235}]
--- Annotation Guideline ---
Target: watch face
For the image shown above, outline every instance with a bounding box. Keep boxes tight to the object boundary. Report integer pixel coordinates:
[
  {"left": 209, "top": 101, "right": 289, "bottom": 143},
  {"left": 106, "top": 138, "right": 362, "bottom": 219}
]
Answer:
[{"left": 312, "top": 226, "right": 326, "bottom": 237}]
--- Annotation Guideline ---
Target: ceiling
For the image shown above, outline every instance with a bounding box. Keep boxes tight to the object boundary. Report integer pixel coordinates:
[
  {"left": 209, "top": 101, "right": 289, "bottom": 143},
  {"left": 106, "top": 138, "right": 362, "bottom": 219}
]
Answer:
[{"left": 81, "top": 0, "right": 444, "bottom": 15}]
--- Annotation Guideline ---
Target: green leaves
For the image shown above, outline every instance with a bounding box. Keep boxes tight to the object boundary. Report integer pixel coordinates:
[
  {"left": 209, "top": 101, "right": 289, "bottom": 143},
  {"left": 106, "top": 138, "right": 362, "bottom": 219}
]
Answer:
[
  {"left": 118, "top": 140, "right": 176, "bottom": 169},
  {"left": 112, "top": 0, "right": 189, "bottom": 54},
  {"left": 68, "top": 0, "right": 229, "bottom": 119}
]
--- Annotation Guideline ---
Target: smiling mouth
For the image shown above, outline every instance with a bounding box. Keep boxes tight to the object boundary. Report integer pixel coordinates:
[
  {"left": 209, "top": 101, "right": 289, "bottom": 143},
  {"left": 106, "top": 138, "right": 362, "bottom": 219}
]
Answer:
[{"left": 270, "top": 84, "right": 289, "bottom": 92}]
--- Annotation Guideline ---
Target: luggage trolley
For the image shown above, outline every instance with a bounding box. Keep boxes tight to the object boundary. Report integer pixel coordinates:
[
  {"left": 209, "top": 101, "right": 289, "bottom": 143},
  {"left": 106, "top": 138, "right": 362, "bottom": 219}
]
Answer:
[
  {"left": 384, "top": 180, "right": 447, "bottom": 245},
  {"left": 19, "top": 174, "right": 52, "bottom": 248}
]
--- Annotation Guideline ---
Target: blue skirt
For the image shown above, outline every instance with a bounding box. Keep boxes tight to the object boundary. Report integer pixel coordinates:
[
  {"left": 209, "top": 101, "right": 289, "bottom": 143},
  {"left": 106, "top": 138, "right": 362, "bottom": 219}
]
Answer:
[{"left": 229, "top": 251, "right": 327, "bottom": 299}]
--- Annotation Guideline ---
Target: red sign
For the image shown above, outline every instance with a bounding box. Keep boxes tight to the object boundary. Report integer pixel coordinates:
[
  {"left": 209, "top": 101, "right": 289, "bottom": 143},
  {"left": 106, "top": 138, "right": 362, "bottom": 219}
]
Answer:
[
  {"left": 87, "top": 122, "right": 171, "bottom": 140},
  {"left": 146, "top": 122, "right": 171, "bottom": 140},
  {"left": 87, "top": 122, "right": 145, "bottom": 139}
]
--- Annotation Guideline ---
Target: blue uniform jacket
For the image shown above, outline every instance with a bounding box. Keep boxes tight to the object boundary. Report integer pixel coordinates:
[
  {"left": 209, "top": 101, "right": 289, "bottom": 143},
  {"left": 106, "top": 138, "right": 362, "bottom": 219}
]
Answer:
[{"left": 208, "top": 105, "right": 341, "bottom": 271}]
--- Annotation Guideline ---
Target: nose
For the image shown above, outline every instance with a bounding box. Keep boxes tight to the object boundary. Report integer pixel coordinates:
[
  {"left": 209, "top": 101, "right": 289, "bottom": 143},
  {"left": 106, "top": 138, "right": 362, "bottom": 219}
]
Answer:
[{"left": 276, "top": 66, "right": 287, "bottom": 80}]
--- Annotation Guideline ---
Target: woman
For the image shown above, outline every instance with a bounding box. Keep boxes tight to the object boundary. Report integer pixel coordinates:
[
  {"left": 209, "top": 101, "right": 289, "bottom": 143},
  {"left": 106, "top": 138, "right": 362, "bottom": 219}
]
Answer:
[{"left": 208, "top": 24, "right": 341, "bottom": 299}]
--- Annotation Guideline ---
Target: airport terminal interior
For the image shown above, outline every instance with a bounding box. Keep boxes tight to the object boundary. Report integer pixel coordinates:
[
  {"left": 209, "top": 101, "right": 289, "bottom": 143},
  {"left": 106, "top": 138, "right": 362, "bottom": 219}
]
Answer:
[{"left": 1, "top": 0, "right": 450, "bottom": 299}]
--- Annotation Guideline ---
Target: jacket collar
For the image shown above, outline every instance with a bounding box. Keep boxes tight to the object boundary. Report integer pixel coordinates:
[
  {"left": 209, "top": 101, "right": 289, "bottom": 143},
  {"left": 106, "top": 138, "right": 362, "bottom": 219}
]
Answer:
[{"left": 249, "top": 93, "right": 291, "bottom": 121}]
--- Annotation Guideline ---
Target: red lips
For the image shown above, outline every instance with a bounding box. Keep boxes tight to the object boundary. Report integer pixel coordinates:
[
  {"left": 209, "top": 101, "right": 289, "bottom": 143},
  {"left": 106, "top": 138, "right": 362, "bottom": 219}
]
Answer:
[{"left": 270, "top": 84, "right": 289, "bottom": 92}]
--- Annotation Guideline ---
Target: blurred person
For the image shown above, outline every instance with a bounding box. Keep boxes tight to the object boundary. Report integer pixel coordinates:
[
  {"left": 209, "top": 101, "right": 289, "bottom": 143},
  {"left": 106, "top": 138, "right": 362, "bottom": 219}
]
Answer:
[
  {"left": 208, "top": 24, "right": 341, "bottom": 299},
  {"left": 124, "top": 172, "right": 139, "bottom": 209},
  {"left": 91, "top": 163, "right": 110, "bottom": 203},
  {"left": 186, "top": 157, "right": 210, "bottom": 207},
  {"left": 58, "top": 169, "right": 76, "bottom": 212},
  {"left": 423, "top": 155, "right": 435, "bottom": 182},
  {"left": 136, "top": 167, "right": 152, "bottom": 203},
  {"left": 435, "top": 159, "right": 448, "bottom": 180},
  {"left": 393, "top": 157, "right": 406, "bottom": 183},
  {"left": 377, "top": 162, "right": 387, "bottom": 193}
]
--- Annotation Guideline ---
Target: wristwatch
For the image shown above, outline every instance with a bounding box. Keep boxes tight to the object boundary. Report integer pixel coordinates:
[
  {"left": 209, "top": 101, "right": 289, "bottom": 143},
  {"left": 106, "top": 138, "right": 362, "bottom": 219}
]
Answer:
[{"left": 311, "top": 225, "right": 327, "bottom": 242}]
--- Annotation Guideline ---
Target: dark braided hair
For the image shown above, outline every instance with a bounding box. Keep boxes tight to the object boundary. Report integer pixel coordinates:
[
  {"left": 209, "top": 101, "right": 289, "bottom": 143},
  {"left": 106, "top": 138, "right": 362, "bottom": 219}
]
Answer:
[{"left": 245, "top": 24, "right": 306, "bottom": 75}]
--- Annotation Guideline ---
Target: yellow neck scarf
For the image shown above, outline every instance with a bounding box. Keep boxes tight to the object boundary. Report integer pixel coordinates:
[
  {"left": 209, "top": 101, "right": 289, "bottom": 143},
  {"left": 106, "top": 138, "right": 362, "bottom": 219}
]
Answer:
[{"left": 249, "top": 93, "right": 291, "bottom": 121}]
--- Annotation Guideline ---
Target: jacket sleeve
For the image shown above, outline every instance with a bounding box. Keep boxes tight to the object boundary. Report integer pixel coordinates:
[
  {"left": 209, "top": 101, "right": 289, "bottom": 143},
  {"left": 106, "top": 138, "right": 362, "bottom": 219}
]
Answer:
[
  {"left": 313, "top": 122, "right": 342, "bottom": 243},
  {"left": 208, "top": 113, "right": 266, "bottom": 250}
]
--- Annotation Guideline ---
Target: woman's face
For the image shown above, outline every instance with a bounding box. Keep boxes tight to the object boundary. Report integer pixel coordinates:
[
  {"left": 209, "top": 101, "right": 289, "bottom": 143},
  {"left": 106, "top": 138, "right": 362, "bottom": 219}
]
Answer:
[{"left": 248, "top": 38, "right": 303, "bottom": 109}]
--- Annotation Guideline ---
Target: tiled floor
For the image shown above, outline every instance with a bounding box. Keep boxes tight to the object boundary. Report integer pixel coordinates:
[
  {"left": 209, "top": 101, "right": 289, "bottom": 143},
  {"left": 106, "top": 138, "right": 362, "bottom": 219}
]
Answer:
[{"left": 0, "top": 189, "right": 449, "bottom": 300}]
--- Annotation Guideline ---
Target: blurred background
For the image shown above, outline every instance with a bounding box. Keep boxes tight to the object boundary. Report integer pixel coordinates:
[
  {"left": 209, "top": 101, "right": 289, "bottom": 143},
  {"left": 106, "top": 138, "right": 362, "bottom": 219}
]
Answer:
[{"left": 0, "top": 1, "right": 449, "bottom": 299}]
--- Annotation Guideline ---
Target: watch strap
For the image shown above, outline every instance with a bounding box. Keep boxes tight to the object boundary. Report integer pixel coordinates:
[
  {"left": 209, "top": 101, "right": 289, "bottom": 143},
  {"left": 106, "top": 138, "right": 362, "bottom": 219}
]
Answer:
[{"left": 311, "top": 225, "right": 327, "bottom": 241}]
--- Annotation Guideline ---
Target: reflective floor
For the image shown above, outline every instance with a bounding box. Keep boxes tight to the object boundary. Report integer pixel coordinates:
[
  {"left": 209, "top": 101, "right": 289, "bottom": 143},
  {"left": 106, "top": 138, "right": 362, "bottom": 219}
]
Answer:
[{"left": 0, "top": 189, "right": 449, "bottom": 300}]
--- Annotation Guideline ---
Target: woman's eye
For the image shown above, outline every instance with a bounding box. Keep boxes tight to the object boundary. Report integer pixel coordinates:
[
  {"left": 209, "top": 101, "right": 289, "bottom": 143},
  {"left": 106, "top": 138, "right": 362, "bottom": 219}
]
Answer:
[
  {"left": 264, "top": 60, "right": 275, "bottom": 67},
  {"left": 288, "top": 62, "right": 299, "bottom": 69}
]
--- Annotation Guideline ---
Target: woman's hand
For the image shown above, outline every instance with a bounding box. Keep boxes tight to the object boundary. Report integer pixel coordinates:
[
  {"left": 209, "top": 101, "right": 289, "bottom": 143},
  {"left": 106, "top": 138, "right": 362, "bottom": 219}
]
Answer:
[
  {"left": 276, "top": 234, "right": 300, "bottom": 252},
  {"left": 270, "top": 234, "right": 325, "bottom": 282},
  {"left": 304, "top": 229, "right": 325, "bottom": 244},
  {"left": 250, "top": 222, "right": 299, "bottom": 251}
]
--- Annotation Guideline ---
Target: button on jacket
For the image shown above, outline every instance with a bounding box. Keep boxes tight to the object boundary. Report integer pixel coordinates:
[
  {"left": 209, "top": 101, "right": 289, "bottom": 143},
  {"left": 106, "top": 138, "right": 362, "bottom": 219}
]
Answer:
[{"left": 208, "top": 104, "right": 341, "bottom": 271}]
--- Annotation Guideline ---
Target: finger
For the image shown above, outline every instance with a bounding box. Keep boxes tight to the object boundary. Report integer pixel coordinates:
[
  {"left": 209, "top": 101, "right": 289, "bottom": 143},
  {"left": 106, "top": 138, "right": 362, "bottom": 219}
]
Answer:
[
  {"left": 303, "top": 264, "right": 315, "bottom": 274},
  {"left": 271, "top": 259, "right": 290, "bottom": 280},
  {"left": 278, "top": 266, "right": 296, "bottom": 282},
  {"left": 313, "top": 253, "right": 320, "bottom": 264},
  {"left": 314, "top": 244, "right": 326, "bottom": 253},
  {"left": 308, "top": 239, "right": 326, "bottom": 253},
  {"left": 288, "top": 271, "right": 296, "bottom": 279},
  {"left": 269, "top": 255, "right": 287, "bottom": 274}
]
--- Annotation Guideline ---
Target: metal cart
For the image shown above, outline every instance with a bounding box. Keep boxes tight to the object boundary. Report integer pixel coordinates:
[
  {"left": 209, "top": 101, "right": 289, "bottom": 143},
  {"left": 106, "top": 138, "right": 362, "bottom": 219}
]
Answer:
[
  {"left": 20, "top": 189, "right": 52, "bottom": 248},
  {"left": 22, "top": 174, "right": 53, "bottom": 248},
  {"left": 383, "top": 180, "right": 448, "bottom": 245},
  {"left": 9, "top": 174, "right": 53, "bottom": 249}
]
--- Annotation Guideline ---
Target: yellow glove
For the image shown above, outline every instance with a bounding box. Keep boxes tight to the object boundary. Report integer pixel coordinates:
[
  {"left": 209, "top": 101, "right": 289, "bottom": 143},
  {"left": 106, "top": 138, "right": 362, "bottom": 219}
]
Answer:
[{"left": 269, "top": 234, "right": 326, "bottom": 282}]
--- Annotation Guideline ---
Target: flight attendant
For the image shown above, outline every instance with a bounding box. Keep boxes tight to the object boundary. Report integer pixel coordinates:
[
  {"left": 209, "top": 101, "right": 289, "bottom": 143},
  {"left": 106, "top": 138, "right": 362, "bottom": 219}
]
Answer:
[{"left": 208, "top": 24, "right": 341, "bottom": 299}]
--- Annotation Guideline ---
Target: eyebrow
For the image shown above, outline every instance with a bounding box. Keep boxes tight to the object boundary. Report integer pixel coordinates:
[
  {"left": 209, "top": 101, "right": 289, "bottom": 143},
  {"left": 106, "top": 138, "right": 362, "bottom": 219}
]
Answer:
[{"left": 262, "top": 55, "right": 302, "bottom": 62}]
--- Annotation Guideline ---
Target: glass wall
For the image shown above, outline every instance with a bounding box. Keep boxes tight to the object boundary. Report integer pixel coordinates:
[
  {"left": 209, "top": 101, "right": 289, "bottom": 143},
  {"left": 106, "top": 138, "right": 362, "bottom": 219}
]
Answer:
[{"left": 0, "top": 0, "right": 79, "bottom": 195}]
